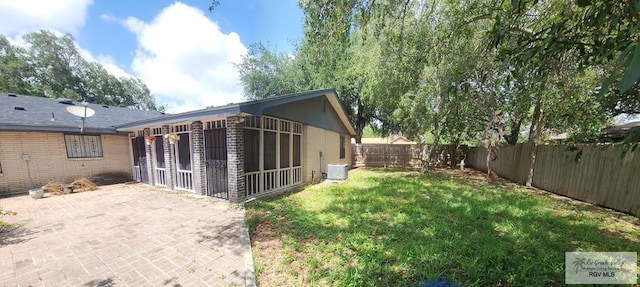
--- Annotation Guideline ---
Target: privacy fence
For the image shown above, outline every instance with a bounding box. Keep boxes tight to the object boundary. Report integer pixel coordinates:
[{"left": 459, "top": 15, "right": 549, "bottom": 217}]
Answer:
[
  {"left": 466, "top": 144, "right": 640, "bottom": 217},
  {"left": 351, "top": 144, "right": 467, "bottom": 169}
]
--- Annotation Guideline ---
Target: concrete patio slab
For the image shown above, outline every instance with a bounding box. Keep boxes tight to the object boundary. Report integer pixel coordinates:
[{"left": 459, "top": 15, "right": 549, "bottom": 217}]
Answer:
[{"left": 0, "top": 183, "right": 255, "bottom": 287}]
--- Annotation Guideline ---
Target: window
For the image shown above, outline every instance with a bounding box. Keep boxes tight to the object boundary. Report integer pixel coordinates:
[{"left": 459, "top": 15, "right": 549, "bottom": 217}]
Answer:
[
  {"left": 340, "top": 134, "right": 346, "bottom": 159},
  {"left": 264, "top": 131, "right": 277, "bottom": 170},
  {"left": 176, "top": 133, "right": 191, "bottom": 170},
  {"left": 154, "top": 136, "right": 165, "bottom": 168},
  {"left": 293, "top": 135, "right": 301, "bottom": 166},
  {"left": 280, "top": 133, "right": 290, "bottom": 168},
  {"left": 244, "top": 129, "right": 260, "bottom": 172},
  {"left": 64, "top": 134, "right": 103, "bottom": 158},
  {"left": 204, "top": 129, "right": 227, "bottom": 161},
  {"left": 132, "top": 137, "right": 145, "bottom": 165},
  {"left": 132, "top": 138, "right": 140, "bottom": 166}
]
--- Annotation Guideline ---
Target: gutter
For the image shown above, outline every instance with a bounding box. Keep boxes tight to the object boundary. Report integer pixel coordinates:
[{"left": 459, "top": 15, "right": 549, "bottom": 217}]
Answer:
[
  {"left": 116, "top": 105, "right": 242, "bottom": 131},
  {"left": 0, "top": 124, "right": 125, "bottom": 135}
]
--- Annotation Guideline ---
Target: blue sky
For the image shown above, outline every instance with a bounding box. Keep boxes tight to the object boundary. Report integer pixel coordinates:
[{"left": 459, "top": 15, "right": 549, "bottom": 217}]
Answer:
[
  {"left": 0, "top": 0, "right": 304, "bottom": 112},
  {"left": 79, "top": 0, "right": 303, "bottom": 72}
]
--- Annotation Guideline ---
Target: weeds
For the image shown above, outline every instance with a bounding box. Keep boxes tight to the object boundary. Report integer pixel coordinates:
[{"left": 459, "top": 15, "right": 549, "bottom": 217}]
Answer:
[{"left": 247, "top": 168, "right": 640, "bottom": 286}]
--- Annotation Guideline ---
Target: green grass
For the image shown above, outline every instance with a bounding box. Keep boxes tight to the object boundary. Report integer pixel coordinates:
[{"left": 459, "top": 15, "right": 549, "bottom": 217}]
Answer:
[
  {"left": 247, "top": 168, "right": 640, "bottom": 286},
  {"left": 0, "top": 220, "right": 11, "bottom": 232}
]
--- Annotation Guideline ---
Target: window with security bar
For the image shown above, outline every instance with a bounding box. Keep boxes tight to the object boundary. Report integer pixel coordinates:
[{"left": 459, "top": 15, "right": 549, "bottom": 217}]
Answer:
[{"left": 64, "top": 134, "right": 103, "bottom": 158}]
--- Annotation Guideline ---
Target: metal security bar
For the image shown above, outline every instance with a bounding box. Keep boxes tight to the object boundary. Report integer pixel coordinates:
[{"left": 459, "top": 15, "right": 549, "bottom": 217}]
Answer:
[{"left": 64, "top": 134, "right": 103, "bottom": 158}]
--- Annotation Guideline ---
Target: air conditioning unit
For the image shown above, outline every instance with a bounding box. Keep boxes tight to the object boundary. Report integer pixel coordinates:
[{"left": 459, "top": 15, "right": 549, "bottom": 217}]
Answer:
[{"left": 327, "top": 164, "right": 349, "bottom": 181}]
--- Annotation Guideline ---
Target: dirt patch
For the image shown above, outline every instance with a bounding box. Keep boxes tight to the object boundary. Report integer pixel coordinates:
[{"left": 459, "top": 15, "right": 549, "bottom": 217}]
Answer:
[
  {"left": 89, "top": 172, "right": 132, "bottom": 185},
  {"left": 249, "top": 212, "right": 332, "bottom": 286},
  {"left": 250, "top": 221, "right": 289, "bottom": 286}
]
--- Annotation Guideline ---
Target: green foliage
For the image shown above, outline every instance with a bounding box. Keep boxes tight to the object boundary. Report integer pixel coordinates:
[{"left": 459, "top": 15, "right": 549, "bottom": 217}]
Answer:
[
  {"left": 0, "top": 206, "right": 17, "bottom": 232},
  {"left": 236, "top": 0, "right": 629, "bottom": 146},
  {"left": 209, "top": 0, "right": 220, "bottom": 12},
  {"left": 0, "top": 31, "right": 156, "bottom": 110},
  {"left": 361, "top": 125, "right": 380, "bottom": 138},
  {"left": 0, "top": 207, "right": 16, "bottom": 216},
  {"left": 236, "top": 42, "right": 309, "bottom": 100},
  {"left": 248, "top": 169, "right": 640, "bottom": 286},
  {"left": 494, "top": 0, "right": 640, "bottom": 114}
]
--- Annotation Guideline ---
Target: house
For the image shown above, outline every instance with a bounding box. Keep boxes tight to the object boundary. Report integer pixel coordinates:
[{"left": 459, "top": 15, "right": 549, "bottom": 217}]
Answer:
[
  {"left": 351, "top": 135, "right": 416, "bottom": 144},
  {"left": 0, "top": 93, "right": 164, "bottom": 196},
  {"left": 116, "top": 89, "right": 356, "bottom": 203},
  {"left": 1, "top": 90, "right": 355, "bottom": 202},
  {"left": 388, "top": 136, "right": 415, "bottom": 144}
]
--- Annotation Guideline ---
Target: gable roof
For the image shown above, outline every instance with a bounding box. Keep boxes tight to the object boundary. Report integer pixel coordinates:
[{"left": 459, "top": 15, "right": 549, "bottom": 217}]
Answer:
[
  {"left": 0, "top": 93, "right": 164, "bottom": 134},
  {"left": 117, "top": 89, "right": 357, "bottom": 136},
  {"left": 390, "top": 136, "right": 416, "bottom": 144}
]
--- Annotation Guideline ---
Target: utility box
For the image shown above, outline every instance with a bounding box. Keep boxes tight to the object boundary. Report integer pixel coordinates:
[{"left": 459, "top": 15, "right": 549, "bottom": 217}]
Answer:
[{"left": 327, "top": 164, "right": 349, "bottom": 181}]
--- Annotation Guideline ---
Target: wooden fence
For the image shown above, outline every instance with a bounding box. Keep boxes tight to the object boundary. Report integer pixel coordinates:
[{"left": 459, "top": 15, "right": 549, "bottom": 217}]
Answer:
[
  {"left": 466, "top": 144, "right": 640, "bottom": 217},
  {"left": 351, "top": 144, "right": 467, "bottom": 169}
]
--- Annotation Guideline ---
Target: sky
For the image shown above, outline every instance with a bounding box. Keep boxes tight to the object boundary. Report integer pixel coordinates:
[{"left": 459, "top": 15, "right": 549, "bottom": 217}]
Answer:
[{"left": 0, "top": 0, "right": 305, "bottom": 112}]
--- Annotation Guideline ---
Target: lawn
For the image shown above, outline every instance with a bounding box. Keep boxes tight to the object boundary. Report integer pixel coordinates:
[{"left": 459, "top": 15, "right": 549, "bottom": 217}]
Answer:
[{"left": 246, "top": 168, "right": 640, "bottom": 286}]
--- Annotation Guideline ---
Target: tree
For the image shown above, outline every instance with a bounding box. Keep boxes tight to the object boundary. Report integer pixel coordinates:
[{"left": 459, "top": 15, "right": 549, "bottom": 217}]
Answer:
[
  {"left": 0, "top": 31, "right": 157, "bottom": 110},
  {"left": 491, "top": 0, "right": 639, "bottom": 118},
  {"left": 366, "top": 0, "right": 500, "bottom": 170},
  {"left": 23, "top": 31, "right": 86, "bottom": 100},
  {"left": 297, "top": 0, "right": 381, "bottom": 143},
  {"left": 236, "top": 43, "right": 309, "bottom": 100},
  {"left": 235, "top": 0, "right": 620, "bottom": 173},
  {"left": 0, "top": 36, "right": 33, "bottom": 95},
  {"left": 489, "top": 0, "right": 614, "bottom": 185}
]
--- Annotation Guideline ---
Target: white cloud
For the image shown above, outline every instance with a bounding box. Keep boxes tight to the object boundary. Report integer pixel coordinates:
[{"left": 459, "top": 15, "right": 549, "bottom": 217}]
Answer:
[
  {"left": 0, "top": 0, "right": 129, "bottom": 80},
  {"left": 0, "top": 0, "right": 93, "bottom": 36},
  {"left": 82, "top": 50, "right": 132, "bottom": 79},
  {"left": 75, "top": 44, "right": 133, "bottom": 79},
  {"left": 96, "top": 55, "right": 132, "bottom": 79},
  {"left": 8, "top": 28, "right": 133, "bottom": 81},
  {"left": 118, "top": 2, "right": 248, "bottom": 113}
]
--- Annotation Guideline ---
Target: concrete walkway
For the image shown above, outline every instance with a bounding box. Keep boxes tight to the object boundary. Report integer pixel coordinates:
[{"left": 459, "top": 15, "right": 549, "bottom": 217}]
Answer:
[{"left": 0, "top": 183, "right": 255, "bottom": 287}]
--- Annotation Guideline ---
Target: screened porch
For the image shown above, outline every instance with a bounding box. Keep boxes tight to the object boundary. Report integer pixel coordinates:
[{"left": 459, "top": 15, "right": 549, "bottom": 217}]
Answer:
[
  {"left": 128, "top": 114, "right": 304, "bottom": 201},
  {"left": 243, "top": 115, "right": 303, "bottom": 198}
]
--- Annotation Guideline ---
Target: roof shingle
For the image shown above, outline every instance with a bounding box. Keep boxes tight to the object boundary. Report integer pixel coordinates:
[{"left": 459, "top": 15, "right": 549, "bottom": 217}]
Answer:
[{"left": 0, "top": 93, "right": 164, "bottom": 134}]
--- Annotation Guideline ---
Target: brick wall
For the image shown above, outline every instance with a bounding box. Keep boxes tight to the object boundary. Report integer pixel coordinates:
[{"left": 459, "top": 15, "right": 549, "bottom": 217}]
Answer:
[
  {"left": 191, "top": 121, "right": 206, "bottom": 195},
  {"left": 0, "top": 131, "right": 133, "bottom": 195},
  {"left": 143, "top": 128, "right": 155, "bottom": 185},
  {"left": 161, "top": 125, "right": 175, "bottom": 189},
  {"left": 303, "top": 125, "right": 351, "bottom": 182},
  {"left": 226, "top": 116, "right": 245, "bottom": 203}
]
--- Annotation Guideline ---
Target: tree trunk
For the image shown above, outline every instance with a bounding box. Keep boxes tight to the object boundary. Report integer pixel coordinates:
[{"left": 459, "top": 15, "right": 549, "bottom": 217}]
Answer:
[
  {"left": 504, "top": 118, "right": 523, "bottom": 145},
  {"left": 451, "top": 139, "right": 460, "bottom": 168},
  {"left": 486, "top": 144, "right": 491, "bottom": 177},
  {"left": 422, "top": 116, "right": 443, "bottom": 173},
  {"left": 353, "top": 98, "right": 367, "bottom": 144},
  {"left": 354, "top": 134, "right": 362, "bottom": 144},
  {"left": 526, "top": 90, "right": 545, "bottom": 187}
]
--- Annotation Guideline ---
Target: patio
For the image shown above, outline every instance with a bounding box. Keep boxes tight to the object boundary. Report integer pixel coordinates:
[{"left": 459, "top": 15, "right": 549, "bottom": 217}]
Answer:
[{"left": 0, "top": 184, "right": 255, "bottom": 287}]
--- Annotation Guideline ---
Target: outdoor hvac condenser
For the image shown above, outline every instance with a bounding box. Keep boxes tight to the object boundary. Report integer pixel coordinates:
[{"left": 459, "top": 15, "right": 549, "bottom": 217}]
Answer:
[{"left": 327, "top": 164, "right": 349, "bottom": 180}]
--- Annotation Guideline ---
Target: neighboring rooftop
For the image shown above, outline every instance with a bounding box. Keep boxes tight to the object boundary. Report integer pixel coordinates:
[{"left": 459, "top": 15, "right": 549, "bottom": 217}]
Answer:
[{"left": 0, "top": 93, "right": 165, "bottom": 134}]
